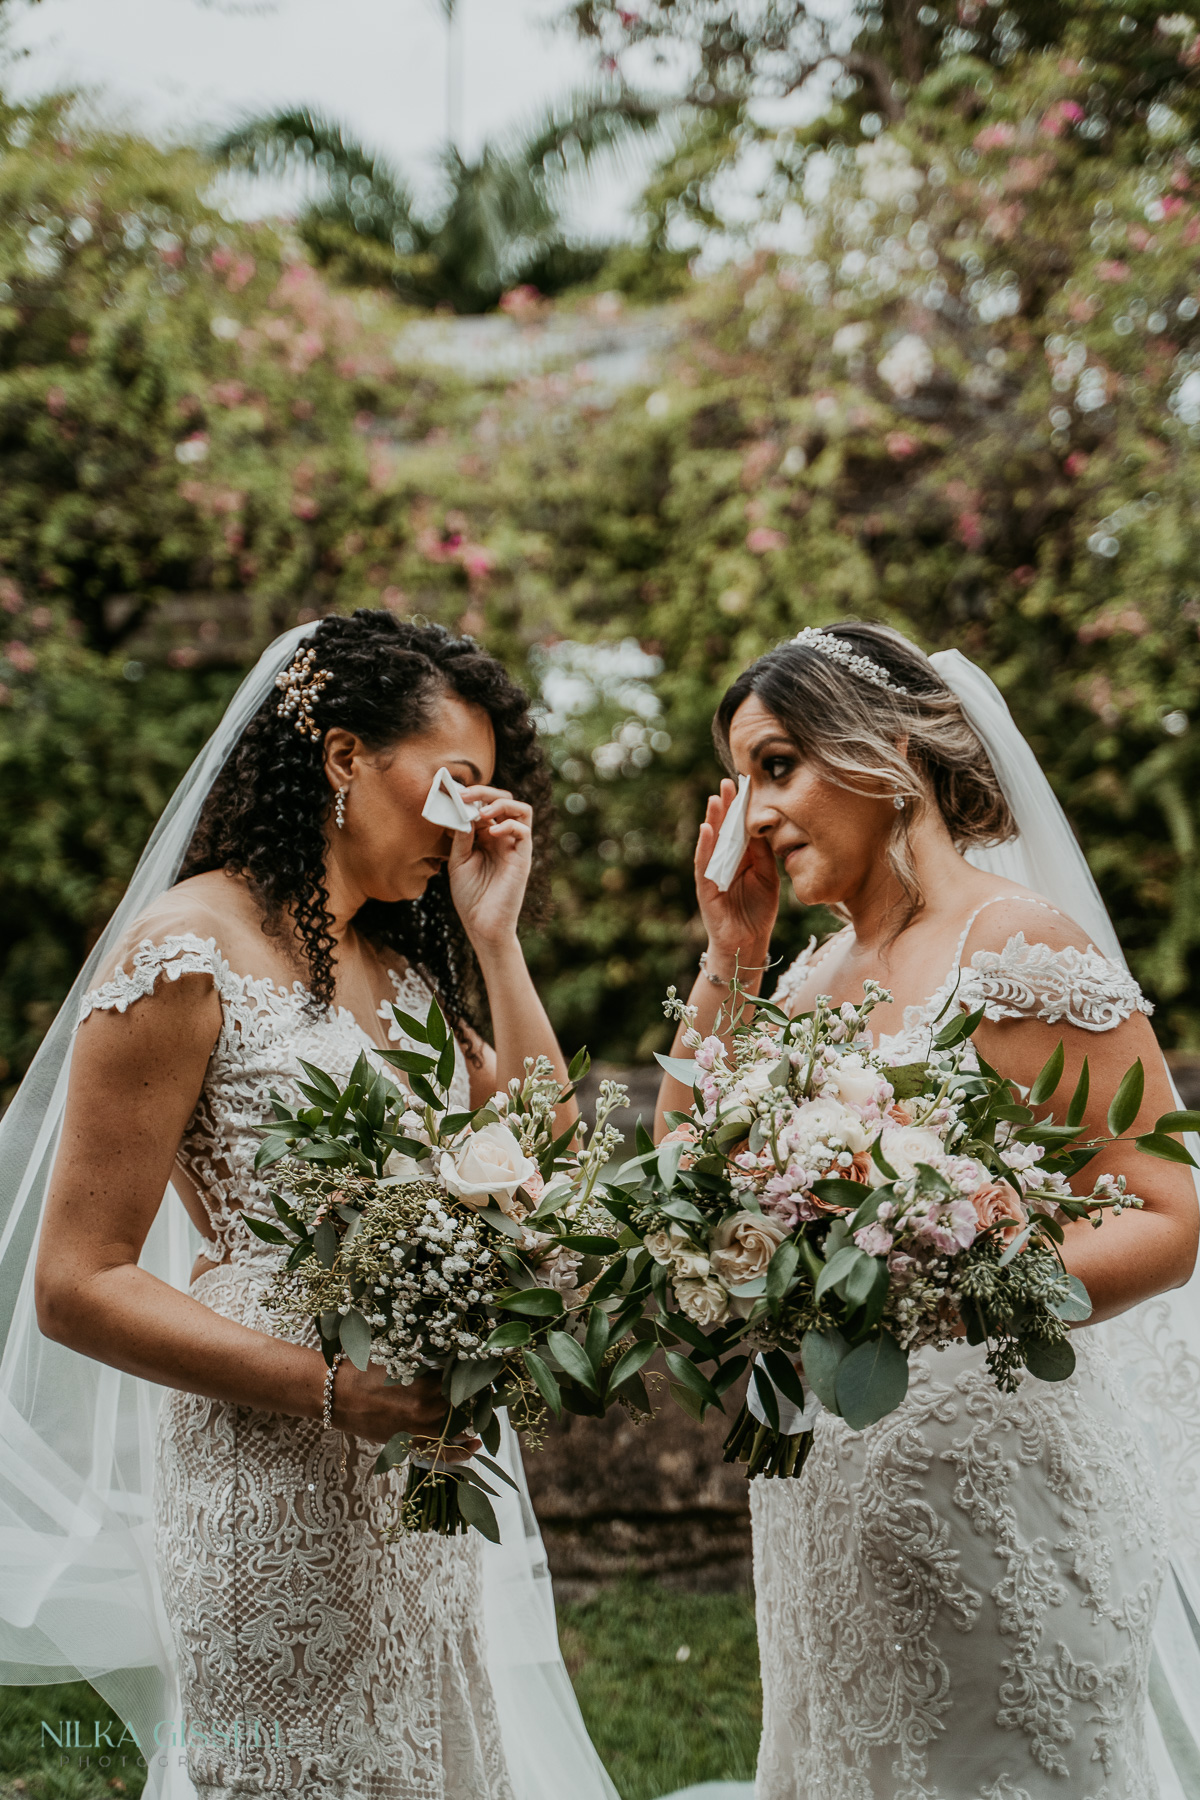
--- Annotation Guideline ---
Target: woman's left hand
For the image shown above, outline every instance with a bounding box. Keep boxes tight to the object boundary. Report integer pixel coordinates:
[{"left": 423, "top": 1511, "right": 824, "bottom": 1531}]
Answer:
[{"left": 447, "top": 787, "right": 533, "bottom": 952}]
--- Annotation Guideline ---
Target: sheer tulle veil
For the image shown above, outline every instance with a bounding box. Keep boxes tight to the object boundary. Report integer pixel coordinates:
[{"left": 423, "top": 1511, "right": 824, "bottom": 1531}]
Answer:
[
  {"left": 930, "top": 648, "right": 1200, "bottom": 1798},
  {"left": 0, "top": 624, "right": 618, "bottom": 1800}
]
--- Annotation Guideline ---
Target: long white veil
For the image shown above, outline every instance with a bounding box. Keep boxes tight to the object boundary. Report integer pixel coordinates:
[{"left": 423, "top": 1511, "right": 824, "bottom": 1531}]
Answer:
[
  {"left": 0, "top": 623, "right": 618, "bottom": 1800},
  {"left": 930, "top": 648, "right": 1200, "bottom": 1800}
]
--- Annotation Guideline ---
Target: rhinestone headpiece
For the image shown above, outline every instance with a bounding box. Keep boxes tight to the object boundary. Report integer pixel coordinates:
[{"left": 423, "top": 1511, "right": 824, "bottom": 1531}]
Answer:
[
  {"left": 792, "top": 627, "right": 909, "bottom": 696},
  {"left": 275, "top": 644, "right": 333, "bottom": 741}
]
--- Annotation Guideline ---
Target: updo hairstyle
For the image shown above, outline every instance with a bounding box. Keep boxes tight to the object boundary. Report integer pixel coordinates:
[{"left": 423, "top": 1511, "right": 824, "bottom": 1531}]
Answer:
[
  {"left": 713, "top": 621, "right": 1015, "bottom": 931},
  {"left": 181, "top": 610, "right": 553, "bottom": 1039}
]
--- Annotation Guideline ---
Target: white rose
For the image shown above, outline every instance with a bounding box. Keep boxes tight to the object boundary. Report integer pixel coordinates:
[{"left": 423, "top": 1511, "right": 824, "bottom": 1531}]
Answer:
[
  {"left": 822, "top": 1056, "right": 880, "bottom": 1111},
  {"left": 793, "top": 1096, "right": 870, "bottom": 1154},
  {"left": 671, "top": 1247, "right": 711, "bottom": 1279},
  {"left": 709, "top": 1210, "right": 788, "bottom": 1286},
  {"left": 878, "top": 1124, "right": 945, "bottom": 1179},
  {"left": 673, "top": 1276, "right": 730, "bottom": 1327},
  {"left": 440, "top": 1121, "right": 539, "bottom": 1214},
  {"left": 645, "top": 1223, "right": 689, "bottom": 1265}
]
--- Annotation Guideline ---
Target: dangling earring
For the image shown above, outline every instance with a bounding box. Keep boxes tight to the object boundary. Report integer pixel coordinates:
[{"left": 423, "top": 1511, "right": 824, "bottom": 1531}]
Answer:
[
  {"left": 893, "top": 793, "right": 905, "bottom": 811},
  {"left": 334, "top": 786, "right": 348, "bottom": 830}
]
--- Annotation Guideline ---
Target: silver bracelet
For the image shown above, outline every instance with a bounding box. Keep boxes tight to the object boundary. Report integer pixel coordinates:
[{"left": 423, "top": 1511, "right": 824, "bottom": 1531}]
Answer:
[
  {"left": 322, "top": 1351, "right": 346, "bottom": 1431},
  {"left": 698, "top": 951, "right": 731, "bottom": 989},
  {"left": 699, "top": 951, "right": 768, "bottom": 989}
]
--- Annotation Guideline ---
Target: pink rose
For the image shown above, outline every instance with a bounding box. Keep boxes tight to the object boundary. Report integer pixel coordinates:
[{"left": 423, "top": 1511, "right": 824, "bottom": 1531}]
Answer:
[{"left": 970, "top": 1181, "right": 1027, "bottom": 1243}]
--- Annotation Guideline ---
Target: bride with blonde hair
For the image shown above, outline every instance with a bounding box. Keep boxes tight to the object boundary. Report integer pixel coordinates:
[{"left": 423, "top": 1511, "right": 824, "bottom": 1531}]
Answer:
[{"left": 658, "top": 622, "right": 1200, "bottom": 1800}]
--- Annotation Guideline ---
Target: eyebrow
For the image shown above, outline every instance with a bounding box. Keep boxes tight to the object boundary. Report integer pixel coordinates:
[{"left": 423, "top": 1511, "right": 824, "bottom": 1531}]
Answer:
[
  {"left": 749, "top": 735, "right": 794, "bottom": 760},
  {"left": 450, "top": 758, "right": 484, "bottom": 783}
]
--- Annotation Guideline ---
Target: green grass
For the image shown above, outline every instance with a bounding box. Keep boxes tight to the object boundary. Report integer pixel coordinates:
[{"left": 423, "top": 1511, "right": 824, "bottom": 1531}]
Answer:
[
  {"left": 558, "top": 1580, "right": 760, "bottom": 1800},
  {"left": 0, "top": 1680, "right": 145, "bottom": 1797},
  {"left": 0, "top": 1583, "right": 761, "bottom": 1800}
]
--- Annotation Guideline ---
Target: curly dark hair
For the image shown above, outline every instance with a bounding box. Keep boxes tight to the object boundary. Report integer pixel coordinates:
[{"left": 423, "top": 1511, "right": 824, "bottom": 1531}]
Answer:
[{"left": 181, "top": 611, "right": 553, "bottom": 1043}]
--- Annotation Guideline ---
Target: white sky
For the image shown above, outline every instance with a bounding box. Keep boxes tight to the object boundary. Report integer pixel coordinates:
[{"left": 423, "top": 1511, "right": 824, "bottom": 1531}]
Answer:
[{"left": 2, "top": 0, "right": 648, "bottom": 235}]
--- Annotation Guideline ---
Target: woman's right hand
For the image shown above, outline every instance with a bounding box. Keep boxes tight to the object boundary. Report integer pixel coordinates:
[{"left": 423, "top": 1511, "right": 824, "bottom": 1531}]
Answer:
[
  {"left": 331, "top": 1362, "right": 478, "bottom": 1463},
  {"left": 695, "top": 778, "right": 780, "bottom": 975}
]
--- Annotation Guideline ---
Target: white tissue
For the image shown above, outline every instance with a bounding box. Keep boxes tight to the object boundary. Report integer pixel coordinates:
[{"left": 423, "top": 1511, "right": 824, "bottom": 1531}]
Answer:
[
  {"left": 703, "top": 773, "right": 750, "bottom": 892},
  {"left": 421, "top": 766, "right": 481, "bottom": 832}
]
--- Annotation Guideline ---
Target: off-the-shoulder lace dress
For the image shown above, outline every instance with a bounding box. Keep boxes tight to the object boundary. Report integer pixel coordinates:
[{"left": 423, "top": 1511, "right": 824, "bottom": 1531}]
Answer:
[
  {"left": 754, "top": 897, "right": 1167, "bottom": 1800},
  {"left": 79, "top": 932, "right": 512, "bottom": 1800}
]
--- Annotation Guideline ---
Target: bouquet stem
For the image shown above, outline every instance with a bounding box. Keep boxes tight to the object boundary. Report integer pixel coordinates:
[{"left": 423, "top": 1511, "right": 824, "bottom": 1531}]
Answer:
[
  {"left": 722, "top": 1402, "right": 813, "bottom": 1480},
  {"left": 402, "top": 1460, "right": 468, "bottom": 1535}
]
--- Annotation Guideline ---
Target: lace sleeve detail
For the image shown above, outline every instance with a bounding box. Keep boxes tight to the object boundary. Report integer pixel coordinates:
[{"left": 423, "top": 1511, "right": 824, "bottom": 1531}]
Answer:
[
  {"left": 960, "top": 931, "right": 1153, "bottom": 1032},
  {"left": 78, "top": 933, "right": 222, "bottom": 1022}
]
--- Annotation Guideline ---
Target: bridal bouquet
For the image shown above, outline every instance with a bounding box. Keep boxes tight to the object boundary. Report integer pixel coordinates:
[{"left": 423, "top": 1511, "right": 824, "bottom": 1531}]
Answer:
[
  {"left": 246, "top": 994, "right": 627, "bottom": 1539},
  {"left": 601, "top": 975, "right": 1197, "bottom": 1481}
]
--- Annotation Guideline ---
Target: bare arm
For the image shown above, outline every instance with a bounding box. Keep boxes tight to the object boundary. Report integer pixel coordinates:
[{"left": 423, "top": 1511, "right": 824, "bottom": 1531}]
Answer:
[
  {"left": 452, "top": 786, "right": 577, "bottom": 1132},
  {"left": 35, "top": 973, "right": 451, "bottom": 1445},
  {"left": 964, "top": 904, "right": 1200, "bottom": 1321},
  {"left": 654, "top": 778, "right": 780, "bottom": 1139}
]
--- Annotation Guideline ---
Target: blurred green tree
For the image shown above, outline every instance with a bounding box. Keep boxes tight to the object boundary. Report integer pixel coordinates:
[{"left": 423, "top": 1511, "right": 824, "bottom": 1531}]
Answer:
[{"left": 212, "top": 94, "right": 662, "bottom": 312}]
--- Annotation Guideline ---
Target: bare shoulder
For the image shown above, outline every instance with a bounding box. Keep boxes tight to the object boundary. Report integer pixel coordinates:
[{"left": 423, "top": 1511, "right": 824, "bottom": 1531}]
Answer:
[{"left": 960, "top": 892, "right": 1098, "bottom": 962}]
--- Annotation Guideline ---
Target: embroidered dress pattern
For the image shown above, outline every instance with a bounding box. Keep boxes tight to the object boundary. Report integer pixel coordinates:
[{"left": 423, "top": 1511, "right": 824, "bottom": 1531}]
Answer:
[
  {"left": 753, "top": 900, "right": 1167, "bottom": 1800},
  {"left": 79, "top": 933, "right": 511, "bottom": 1800}
]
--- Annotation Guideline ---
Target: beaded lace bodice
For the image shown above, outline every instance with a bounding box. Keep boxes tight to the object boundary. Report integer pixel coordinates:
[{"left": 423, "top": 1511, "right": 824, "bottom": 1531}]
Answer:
[
  {"left": 773, "top": 894, "right": 1152, "bottom": 1064},
  {"left": 78, "top": 931, "right": 470, "bottom": 1268}
]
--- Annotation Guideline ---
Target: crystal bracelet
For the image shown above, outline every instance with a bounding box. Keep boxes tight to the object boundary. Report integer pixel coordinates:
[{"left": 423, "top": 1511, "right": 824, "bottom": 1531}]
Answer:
[{"left": 322, "top": 1351, "right": 346, "bottom": 1431}]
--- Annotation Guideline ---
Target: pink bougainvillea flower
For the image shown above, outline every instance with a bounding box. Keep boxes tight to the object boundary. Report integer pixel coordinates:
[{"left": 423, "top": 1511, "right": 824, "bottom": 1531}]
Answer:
[
  {"left": 290, "top": 494, "right": 320, "bottom": 521},
  {"left": 46, "top": 387, "right": 67, "bottom": 416},
  {"left": 6, "top": 640, "right": 35, "bottom": 673},
  {"left": 886, "top": 430, "right": 918, "bottom": 459},
  {"left": 1064, "top": 451, "right": 1089, "bottom": 477},
  {"left": 461, "top": 546, "right": 494, "bottom": 583},
  {"left": 746, "top": 526, "right": 788, "bottom": 554},
  {"left": 210, "top": 380, "right": 245, "bottom": 407},
  {"left": 955, "top": 510, "right": 985, "bottom": 552},
  {"left": 973, "top": 123, "right": 1016, "bottom": 152},
  {"left": 1096, "top": 260, "right": 1130, "bottom": 282}
]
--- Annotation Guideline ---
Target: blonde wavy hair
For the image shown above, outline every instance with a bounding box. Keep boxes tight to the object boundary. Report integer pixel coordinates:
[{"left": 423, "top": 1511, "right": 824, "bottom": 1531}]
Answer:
[{"left": 713, "top": 621, "right": 1016, "bottom": 934}]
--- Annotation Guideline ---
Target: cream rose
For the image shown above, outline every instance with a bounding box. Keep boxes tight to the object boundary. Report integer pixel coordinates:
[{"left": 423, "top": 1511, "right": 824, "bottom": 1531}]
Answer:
[
  {"left": 732, "top": 1061, "right": 776, "bottom": 1102},
  {"left": 439, "top": 1121, "right": 539, "bottom": 1214},
  {"left": 673, "top": 1276, "right": 730, "bottom": 1327},
  {"left": 645, "top": 1223, "right": 688, "bottom": 1265},
  {"left": 822, "top": 1055, "right": 881, "bottom": 1111},
  {"left": 671, "top": 1246, "right": 712, "bottom": 1279},
  {"left": 878, "top": 1124, "right": 944, "bottom": 1179},
  {"left": 709, "top": 1210, "right": 788, "bottom": 1286}
]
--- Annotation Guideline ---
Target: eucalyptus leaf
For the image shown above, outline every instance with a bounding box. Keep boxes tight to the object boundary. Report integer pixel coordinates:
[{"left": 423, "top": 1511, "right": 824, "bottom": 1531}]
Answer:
[
  {"left": 1023, "top": 1336, "right": 1077, "bottom": 1382},
  {"left": 801, "top": 1328, "right": 848, "bottom": 1413},
  {"left": 338, "top": 1308, "right": 372, "bottom": 1372},
  {"left": 834, "top": 1332, "right": 909, "bottom": 1431},
  {"left": 454, "top": 1479, "right": 501, "bottom": 1543},
  {"left": 1107, "top": 1059, "right": 1145, "bottom": 1137}
]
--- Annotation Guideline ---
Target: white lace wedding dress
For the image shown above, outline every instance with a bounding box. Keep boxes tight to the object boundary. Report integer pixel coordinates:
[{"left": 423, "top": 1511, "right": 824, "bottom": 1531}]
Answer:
[
  {"left": 79, "top": 931, "right": 512, "bottom": 1800},
  {"left": 750, "top": 898, "right": 1170, "bottom": 1800}
]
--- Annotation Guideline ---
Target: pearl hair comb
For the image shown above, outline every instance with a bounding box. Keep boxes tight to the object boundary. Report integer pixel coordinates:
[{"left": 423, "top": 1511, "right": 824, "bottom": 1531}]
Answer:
[{"left": 275, "top": 645, "right": 333, "bottom": 741}]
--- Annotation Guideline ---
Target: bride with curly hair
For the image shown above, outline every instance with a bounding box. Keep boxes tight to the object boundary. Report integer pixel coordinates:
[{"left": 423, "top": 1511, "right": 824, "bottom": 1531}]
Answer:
[{"left": 0, "top": 610, "right": 618, "bottom": 1800}]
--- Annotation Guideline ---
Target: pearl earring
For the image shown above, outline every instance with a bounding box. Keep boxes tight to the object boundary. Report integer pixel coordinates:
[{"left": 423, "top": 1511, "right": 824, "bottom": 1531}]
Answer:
[
  {"left": 334, "top": 787, "right": 348, "bottom": 829},
  {"left": 893, "top": 794, "right": 905, "bottom": 810}
]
